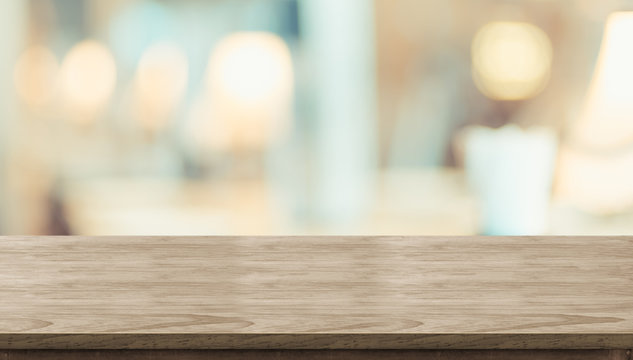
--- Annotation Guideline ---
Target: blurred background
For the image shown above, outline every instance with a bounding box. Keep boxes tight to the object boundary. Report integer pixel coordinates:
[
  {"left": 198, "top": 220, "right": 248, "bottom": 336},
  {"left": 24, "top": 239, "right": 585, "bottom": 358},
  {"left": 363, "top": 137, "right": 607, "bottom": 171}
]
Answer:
[{"left": 2, "top": 0, "right": 633, "bottom": 236}]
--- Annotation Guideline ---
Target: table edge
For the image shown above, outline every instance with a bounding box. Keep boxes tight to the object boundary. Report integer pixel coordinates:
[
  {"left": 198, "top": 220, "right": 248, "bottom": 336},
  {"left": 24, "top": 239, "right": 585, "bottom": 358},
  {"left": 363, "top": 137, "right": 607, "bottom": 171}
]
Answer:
[{"left": 1, "top": 333, "right": 632, "bottom": 349}]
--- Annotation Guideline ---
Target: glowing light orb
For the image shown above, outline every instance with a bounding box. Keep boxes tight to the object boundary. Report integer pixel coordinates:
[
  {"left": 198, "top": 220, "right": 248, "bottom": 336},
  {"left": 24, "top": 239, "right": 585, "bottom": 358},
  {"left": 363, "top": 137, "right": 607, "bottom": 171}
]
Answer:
[
  {"left": 205, "top": 32, "right": 294, "bottom": 149},
  {"left": 60, "top": 40, "right": 117, "bottom": 119},
  {"left": 208, "top": 32, "right": 293, "bottom": 106},
  {"left": 13, "top": 45, "right": 59, "bottom": 107},
  {"left": 471, "top": 21, "right": 552, "bottom": 101},
  {"left": 135, "top": 42, "right": 189, "bottom": 130}
]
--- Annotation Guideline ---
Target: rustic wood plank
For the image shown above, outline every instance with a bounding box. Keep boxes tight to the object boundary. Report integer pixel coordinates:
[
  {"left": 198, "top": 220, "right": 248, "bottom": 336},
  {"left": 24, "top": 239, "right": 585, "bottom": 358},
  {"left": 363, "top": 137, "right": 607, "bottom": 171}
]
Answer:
[
  {"left": 1, "top": 236, "right": 633, "bottom": 349},
  {"left": 0, "top": 350, "right": 630, "bottom": 360}
]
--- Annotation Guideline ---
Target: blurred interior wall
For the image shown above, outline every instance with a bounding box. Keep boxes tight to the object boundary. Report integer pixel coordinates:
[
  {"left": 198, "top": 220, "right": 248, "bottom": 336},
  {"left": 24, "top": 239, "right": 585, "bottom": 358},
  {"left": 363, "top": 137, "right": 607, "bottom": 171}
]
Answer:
[{"left": 0, "top": 1, "right": 27, "bottom": 234}]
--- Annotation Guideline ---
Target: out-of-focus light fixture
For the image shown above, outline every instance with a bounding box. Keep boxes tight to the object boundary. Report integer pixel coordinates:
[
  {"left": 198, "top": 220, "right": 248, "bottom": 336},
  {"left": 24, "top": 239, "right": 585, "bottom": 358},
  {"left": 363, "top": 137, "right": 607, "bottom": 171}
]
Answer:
[
  {"left": 205, "top": 32, "right": 293, "bottom": 150},
  {"left": 557, "top": 12, "right": 633, "bottom": 214},
  {"left": 134, "top": 42, "right": 189, "bottom": 131},
  {"left": 472, "top": 21, "right": 552, "bottom": 101},
  {"left": 60, "top": 40, "right": 117, "bottom": 123},
  {"left": 13, "top": 45, "right": 59, "bottom": 108}
]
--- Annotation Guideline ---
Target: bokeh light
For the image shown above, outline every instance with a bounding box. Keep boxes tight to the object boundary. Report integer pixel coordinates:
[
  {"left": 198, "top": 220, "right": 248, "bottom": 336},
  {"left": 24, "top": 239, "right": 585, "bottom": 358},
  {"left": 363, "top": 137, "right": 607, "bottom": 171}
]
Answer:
[
  {"left": 13, "top": 45, "right": 59, "bottom": 107},
  {"left": 135, "top": 42, "right": 189, "bottom": 131},
  {"left": 206, "top": 32, "right": 294, "bottom": 149},
  {"left": 208, "top": 32, "right": 293, "bottom": 106},
  {"left": 471, "top": 21, "right": 552, "bottom": 101},
  {"left": 6, "top": 0, "right": 633, "bottom": 237},
  {"left": 60, "top": 40, "right": 117, "bottom": 120}
]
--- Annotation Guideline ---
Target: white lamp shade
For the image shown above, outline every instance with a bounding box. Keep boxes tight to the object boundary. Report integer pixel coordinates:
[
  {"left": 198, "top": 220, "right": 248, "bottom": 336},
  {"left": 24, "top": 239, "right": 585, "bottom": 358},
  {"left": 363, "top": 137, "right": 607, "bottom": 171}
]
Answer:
[
  {"left": 557, "top": 12, "right": 633, "bottom": 214},
  {"left": 572, "top": 12, "right": 633, "bottom": 148}
]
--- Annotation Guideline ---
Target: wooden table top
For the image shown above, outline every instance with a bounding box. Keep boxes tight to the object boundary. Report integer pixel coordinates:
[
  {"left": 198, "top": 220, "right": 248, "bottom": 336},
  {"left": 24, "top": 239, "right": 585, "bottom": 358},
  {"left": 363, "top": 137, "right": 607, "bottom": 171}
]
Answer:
[{"left": 1, "top": 236, "right": 632, "bottom": 349}]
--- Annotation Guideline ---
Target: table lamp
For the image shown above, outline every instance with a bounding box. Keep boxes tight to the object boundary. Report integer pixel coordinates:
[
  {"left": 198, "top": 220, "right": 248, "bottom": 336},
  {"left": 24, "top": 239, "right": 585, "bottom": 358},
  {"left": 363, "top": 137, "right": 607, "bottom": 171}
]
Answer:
[{"left": 556, "top": 11, "right": 633, "bottom": 214}]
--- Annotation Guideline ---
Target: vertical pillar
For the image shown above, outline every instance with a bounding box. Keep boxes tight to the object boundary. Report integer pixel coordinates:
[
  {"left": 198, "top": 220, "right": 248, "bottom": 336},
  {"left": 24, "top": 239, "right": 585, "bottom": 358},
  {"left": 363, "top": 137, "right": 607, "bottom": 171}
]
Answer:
[
  {"left": 299, "top": 0, "right": 378, "bottom": 227},
  {"left": 0, "top": 1, "right": 26, "bottom": 233}
]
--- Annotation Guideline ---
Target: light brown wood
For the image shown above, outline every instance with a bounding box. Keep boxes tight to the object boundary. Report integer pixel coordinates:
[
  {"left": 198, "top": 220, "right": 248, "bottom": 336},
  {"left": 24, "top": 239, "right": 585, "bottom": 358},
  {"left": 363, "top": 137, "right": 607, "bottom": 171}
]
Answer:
[{"left": 1, "top": 236, "right": 632, "bottom": 349}]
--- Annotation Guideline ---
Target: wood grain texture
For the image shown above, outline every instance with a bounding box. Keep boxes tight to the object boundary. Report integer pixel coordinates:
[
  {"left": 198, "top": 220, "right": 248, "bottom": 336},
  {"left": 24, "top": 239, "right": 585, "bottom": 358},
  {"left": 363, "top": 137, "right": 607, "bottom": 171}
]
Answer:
[
  {"left": 1, "top": 350, "right": 630, "bottom": 360},
  {"left": 1, "top": 236, "right": 633, "bottom": 349}
]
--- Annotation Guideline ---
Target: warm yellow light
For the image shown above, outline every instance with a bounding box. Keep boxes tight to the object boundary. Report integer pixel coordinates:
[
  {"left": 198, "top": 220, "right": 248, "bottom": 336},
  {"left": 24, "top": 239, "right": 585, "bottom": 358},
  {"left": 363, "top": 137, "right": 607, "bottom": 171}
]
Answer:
[
  {"left": 13, "top": 45, "right": 59, "bottom": 107},
  {"left": 556, "top": 12, "right": 633, "bottom": 214},
  {"left": 205, "top": 32, "right": 293, "bottom": 149},
  {"left": 208, "top": 32, "right": 293, "bottom": 106},
  {"left": 472, "top": 21, "right": 552, "bottom": 101},
  {"left": 60, "top": 40, "right": 117, "bottom": 120},
  {"left": 135, "top": 42, "right": 189, "bottom": 131}
]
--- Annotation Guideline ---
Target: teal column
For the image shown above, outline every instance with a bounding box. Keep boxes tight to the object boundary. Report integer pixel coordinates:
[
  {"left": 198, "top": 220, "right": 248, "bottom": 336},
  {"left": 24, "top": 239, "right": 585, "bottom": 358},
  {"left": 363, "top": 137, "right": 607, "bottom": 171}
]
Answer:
[
  {"left": 0, "top": 1, "right": 26, "bottom": 233},
  {"left": 299, "top": 0, "right": 378, "bottom": 228}
]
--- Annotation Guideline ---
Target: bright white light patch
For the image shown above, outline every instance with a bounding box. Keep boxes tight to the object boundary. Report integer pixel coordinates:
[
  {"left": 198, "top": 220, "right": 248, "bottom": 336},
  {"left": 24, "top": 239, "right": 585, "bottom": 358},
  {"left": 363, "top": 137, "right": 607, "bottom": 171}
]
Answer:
[
  {"left": 203, "top": 32, "right": 294, "bottom": 149},
  {"left": 208, "top": 32, "right": 293, "bottom": 106}
]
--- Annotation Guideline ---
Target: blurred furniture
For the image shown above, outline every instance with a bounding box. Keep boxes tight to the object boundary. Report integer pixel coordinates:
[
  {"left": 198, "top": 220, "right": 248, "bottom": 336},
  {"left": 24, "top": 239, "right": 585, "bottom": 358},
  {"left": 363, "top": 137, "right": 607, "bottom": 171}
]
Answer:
[
  {"left": 1, "top": 236, "right": 632, "bottom": 359},
  {"left": 62, "top": 168, "right": 478, "bottom": 235},
  {"left": 62, "top": 167, "right": 633, "bottom": 236}
]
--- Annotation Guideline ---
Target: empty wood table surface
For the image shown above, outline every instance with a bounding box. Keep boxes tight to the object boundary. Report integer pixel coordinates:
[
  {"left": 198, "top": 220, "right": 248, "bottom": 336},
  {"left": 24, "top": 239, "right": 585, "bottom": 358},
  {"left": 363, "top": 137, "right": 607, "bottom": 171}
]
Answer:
[{"left": 1, "top": 236, "right": 632, "bottom": 359}]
